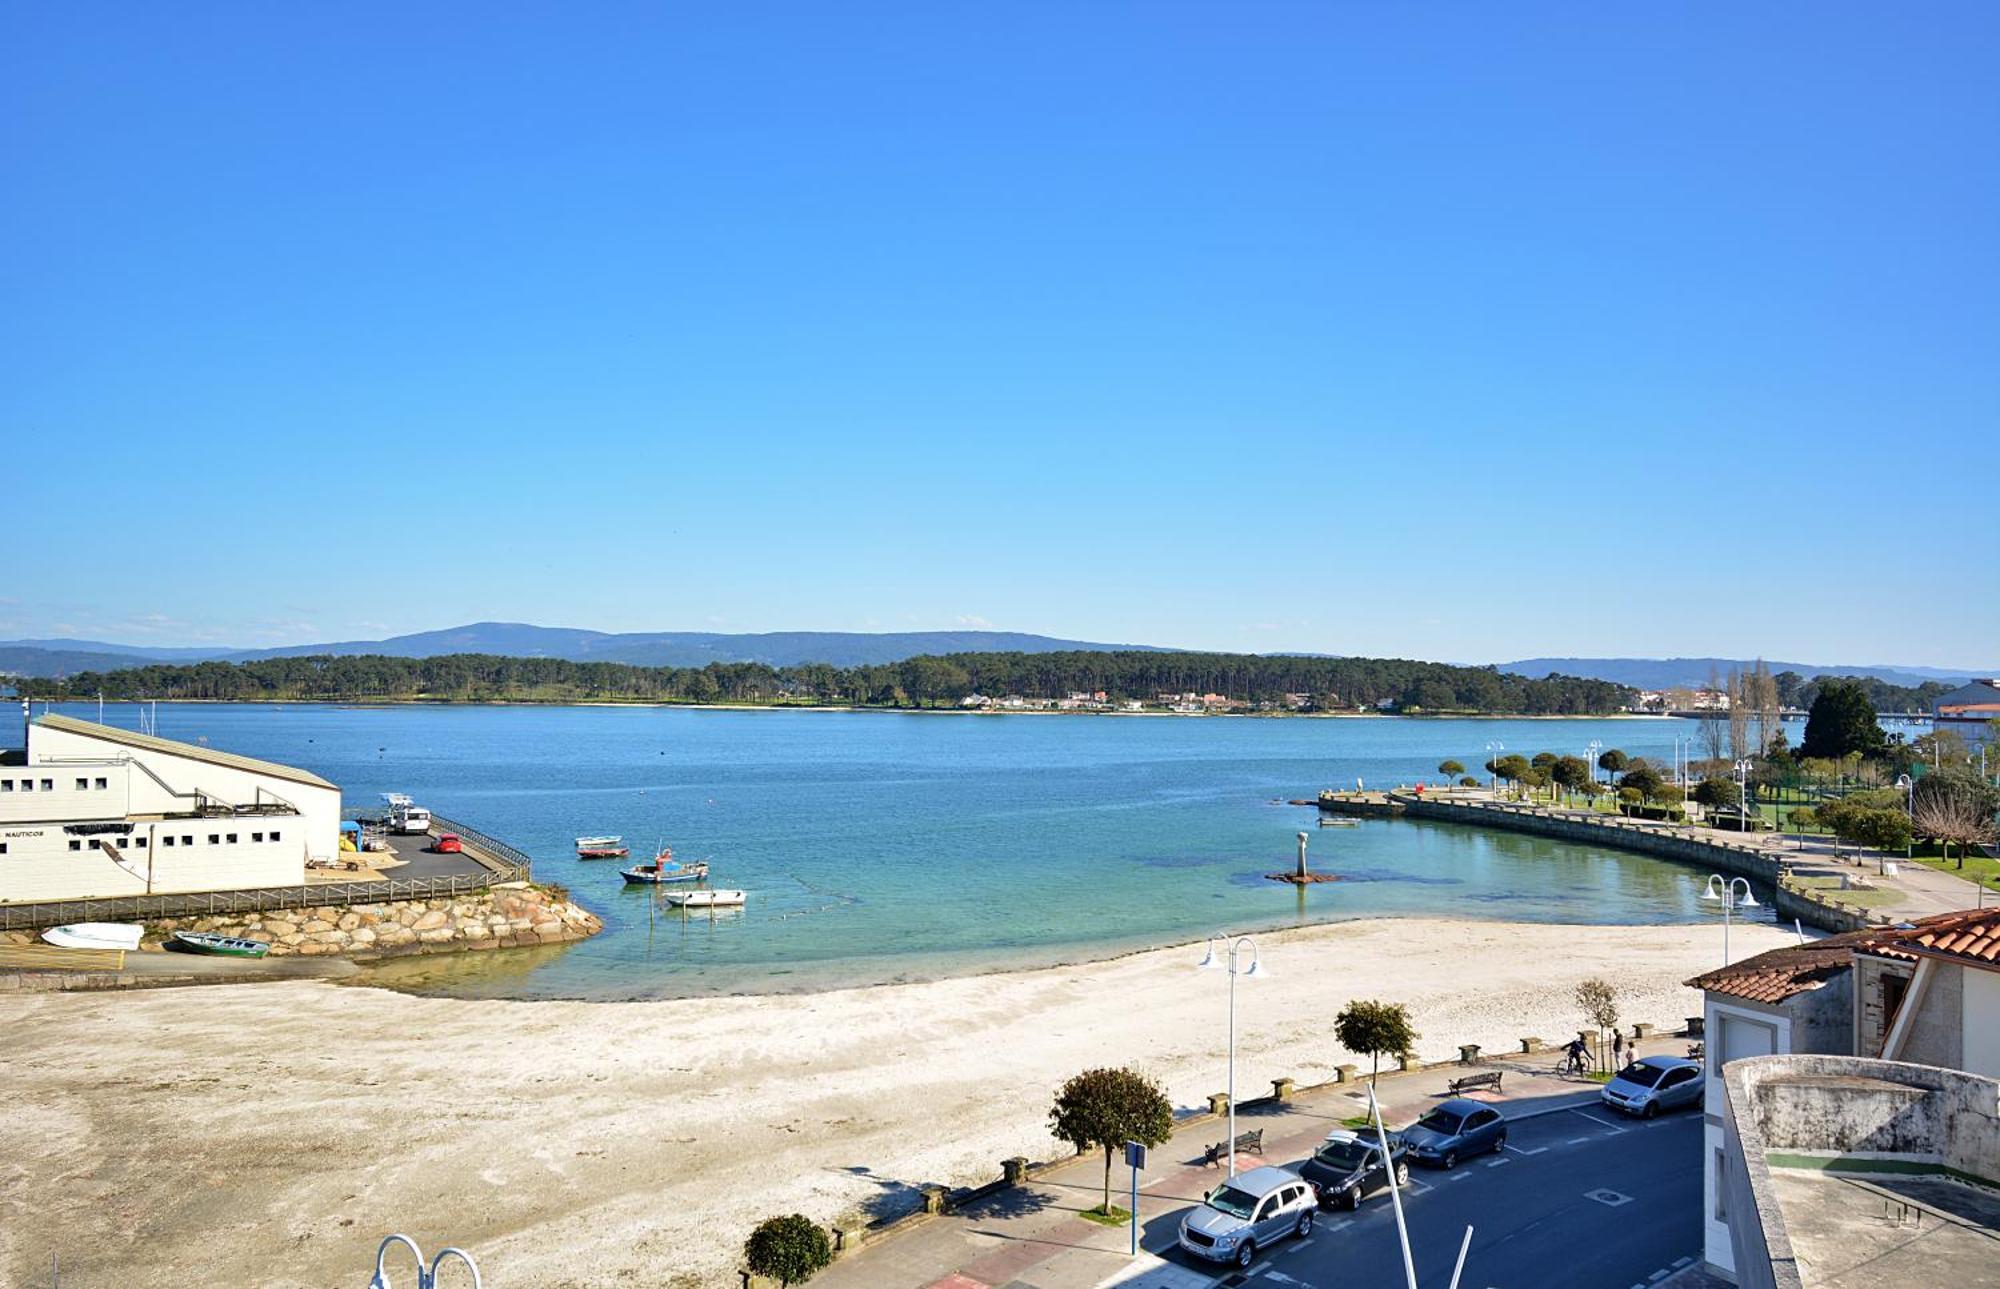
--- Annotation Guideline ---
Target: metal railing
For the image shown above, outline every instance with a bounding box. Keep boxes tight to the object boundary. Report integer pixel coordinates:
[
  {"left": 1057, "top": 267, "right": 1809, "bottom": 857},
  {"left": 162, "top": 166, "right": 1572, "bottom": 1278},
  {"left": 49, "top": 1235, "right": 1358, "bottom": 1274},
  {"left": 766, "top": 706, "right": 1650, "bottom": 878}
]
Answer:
[{"left": 0, "top": 813, "right": 534, "bottom": 932}]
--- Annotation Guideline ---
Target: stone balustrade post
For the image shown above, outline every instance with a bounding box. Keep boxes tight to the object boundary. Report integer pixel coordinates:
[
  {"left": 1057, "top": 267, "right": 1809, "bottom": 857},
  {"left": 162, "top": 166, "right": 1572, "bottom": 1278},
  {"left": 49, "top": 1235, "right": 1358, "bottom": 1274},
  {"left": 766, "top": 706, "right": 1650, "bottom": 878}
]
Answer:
[
  {"left": 1271, "top": 1077, "right": 1295, "bottom": 1101},
  {"left": 1631, "top": 1023, "right": 1655, "bottom": 1040},
  {"left": 1002, "top": 1156, "right": 1029, "bottom": 1186},
  {"left": 1334, "top": 1064, "right": 1358, "bottom": 1084},
  {"left": 1207, "top": 1092, "right": 1231, "bottom": 1116},
  {"left": 1520, "top": 1037, "right": 1544, "bottom": 1054},
  {"left": 830, "top": 1221, "right": 862, "bottom": 1255},
  {"left": 920, "top": 1184, "right": 952, "bottom": 1216},
  {"left": 1457, "top": 1043, "right": 1482, "bottom": 1065}
]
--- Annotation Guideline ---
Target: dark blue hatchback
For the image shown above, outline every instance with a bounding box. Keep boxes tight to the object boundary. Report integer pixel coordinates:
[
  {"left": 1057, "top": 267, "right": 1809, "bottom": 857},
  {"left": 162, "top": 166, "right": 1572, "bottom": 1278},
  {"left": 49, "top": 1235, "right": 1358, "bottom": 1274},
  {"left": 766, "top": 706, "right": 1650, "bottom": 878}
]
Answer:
[{"left": 1399, "top": 1097, "right": 1508, "bottom": 1168}]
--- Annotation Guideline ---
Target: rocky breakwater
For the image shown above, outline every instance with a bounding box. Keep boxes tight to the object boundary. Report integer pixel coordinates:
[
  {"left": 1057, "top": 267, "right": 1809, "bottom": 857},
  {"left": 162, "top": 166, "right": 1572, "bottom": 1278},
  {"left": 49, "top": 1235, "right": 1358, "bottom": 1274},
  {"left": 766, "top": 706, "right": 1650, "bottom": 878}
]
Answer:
[{"left": 145, "top": 883, "right": 602, "bottom": 959}]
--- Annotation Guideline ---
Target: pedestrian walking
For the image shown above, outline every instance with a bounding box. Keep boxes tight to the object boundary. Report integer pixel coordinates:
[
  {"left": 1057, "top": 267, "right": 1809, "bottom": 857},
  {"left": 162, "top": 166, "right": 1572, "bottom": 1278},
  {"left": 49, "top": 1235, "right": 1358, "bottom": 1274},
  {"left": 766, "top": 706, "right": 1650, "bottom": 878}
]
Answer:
[{"left": 1612, "top": 1029, "right": 1625, "bottom": 1066}]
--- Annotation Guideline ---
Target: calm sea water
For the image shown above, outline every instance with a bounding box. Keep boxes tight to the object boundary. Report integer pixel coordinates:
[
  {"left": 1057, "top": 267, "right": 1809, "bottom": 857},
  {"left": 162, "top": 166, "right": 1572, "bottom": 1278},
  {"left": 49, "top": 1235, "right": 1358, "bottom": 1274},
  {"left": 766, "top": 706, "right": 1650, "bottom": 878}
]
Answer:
[{"left": 40, "top": 703, "right": 1784, "bottom": 999}]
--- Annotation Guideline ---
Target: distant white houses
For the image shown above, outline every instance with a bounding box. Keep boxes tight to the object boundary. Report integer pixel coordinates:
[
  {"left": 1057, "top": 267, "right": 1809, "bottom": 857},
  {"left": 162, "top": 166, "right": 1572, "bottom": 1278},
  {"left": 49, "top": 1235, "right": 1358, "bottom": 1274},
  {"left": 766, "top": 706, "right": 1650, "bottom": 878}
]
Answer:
[
  {"left": 1933, "top": 678, "right": 2000, "bottom": 748},
  {"left": 0, "top": 712, "right": 340, "bottom": 903}
]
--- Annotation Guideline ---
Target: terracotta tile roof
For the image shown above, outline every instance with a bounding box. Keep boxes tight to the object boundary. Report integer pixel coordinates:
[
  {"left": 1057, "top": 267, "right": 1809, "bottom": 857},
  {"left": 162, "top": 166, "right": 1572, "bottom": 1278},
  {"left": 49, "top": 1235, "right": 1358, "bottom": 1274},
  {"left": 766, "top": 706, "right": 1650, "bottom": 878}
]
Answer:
[
  {"left": 1862, "top": 908, "right": 2000, "bottom": 970},
  {"left": 1684, "top": 930, "right": 1877, "bottom": 1004}
]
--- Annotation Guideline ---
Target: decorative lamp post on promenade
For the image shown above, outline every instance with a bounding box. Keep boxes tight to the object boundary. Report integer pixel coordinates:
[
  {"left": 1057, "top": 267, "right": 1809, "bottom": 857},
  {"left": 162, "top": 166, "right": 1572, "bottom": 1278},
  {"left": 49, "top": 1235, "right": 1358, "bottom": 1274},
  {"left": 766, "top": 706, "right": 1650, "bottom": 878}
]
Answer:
[
  {"left": 1486, "top": 741, "right": 1505, "bottom": 797},
  {"left": 369, "top": 1235, "right": 483, "bottom": 1289},
  {"left": 1701, "top": 875, "right": 1758, "bottom": 967},
  {"left": 1733, "top": 758, "right": 1754, "bottom": 832},
  {"left": 1197, "top": 933, "right": 1267, "bottom": 1177},
  {"left": 1586, "top": 740, "right": 1603, "bottom": 787}
]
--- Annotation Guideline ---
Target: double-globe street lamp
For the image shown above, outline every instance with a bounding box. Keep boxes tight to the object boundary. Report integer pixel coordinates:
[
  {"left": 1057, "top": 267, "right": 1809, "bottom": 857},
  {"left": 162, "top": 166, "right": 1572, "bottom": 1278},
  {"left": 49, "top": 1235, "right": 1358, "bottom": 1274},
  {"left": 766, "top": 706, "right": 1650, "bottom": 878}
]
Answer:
[
  {"left": 1486, "top": 740, "right": 1505, "bottom": 797},
  {"left": 1702, "top": 874, "right": 1759, "bottom": 966},
  {"left": 1197, "top": 933, "right": 1267, "bottom": 1177},
  {"left": 1733, "top": 758, "right": 1754, "bottom": 832}
]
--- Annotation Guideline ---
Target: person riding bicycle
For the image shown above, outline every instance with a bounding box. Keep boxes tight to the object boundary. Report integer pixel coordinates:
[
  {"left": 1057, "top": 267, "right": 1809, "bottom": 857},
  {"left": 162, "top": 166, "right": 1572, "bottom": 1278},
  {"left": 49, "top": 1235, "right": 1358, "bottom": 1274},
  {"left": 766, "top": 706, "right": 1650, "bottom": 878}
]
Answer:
[{"left": 1562, "top": 1037, "right": 1588, "bottom": 1074}]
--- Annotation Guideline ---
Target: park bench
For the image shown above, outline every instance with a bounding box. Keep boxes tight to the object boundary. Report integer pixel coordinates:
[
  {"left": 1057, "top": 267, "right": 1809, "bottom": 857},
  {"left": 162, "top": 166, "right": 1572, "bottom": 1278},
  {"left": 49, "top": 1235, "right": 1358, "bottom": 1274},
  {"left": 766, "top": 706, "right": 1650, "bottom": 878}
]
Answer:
[
  {"left": 1447, "top": 1070, "right": 1504, "bottom": 1096},
  {"left": 1202, "top": 1129, "right": 1265, "bottom": 1167}
]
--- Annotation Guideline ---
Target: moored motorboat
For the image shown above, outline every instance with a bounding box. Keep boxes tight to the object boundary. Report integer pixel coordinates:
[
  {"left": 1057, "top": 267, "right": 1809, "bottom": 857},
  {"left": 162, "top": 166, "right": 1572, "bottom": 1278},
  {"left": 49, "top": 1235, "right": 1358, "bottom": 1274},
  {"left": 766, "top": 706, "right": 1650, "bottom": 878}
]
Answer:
[
  {"left": 620, "top": 855, "right": 711, "bottom": 885},
  {"left": 665, "top": 889, "right": 746, "bottom": 908},
  {"left": 576, "top": 835, "right": 630, "bottom": 859},
  {"left": 42, "top": 922, "right": 144, "bottom": 951},
  {"left": 170, "top": 931, "right": 271, "bottom": 958}
]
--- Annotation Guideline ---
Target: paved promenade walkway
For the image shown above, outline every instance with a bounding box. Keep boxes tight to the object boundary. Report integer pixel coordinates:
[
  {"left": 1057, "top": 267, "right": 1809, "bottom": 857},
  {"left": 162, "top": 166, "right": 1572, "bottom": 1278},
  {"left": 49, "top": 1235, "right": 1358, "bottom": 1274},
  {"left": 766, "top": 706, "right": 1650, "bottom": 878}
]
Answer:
[
  {"left": 813, "top": 1036, "right": 1694, "bottom": 1289},
  {"left": 1381, "top": 787, "right": 1988, "bottom": 926}
]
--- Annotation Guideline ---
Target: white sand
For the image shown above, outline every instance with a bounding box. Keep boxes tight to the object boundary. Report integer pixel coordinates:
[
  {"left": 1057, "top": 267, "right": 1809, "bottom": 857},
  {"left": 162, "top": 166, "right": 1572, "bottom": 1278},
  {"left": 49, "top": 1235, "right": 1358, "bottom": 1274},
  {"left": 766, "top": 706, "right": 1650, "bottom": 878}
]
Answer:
[{"left": 0, "top": 917, "right": 1788, "bottom": 1286}]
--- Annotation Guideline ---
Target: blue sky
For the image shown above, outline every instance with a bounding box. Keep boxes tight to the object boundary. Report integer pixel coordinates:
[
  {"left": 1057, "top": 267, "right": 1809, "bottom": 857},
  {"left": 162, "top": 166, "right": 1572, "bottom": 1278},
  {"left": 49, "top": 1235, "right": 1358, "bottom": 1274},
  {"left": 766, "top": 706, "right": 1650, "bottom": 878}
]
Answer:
[{"left": 5, "top": 4, "right": 1995, "bottom": 665}]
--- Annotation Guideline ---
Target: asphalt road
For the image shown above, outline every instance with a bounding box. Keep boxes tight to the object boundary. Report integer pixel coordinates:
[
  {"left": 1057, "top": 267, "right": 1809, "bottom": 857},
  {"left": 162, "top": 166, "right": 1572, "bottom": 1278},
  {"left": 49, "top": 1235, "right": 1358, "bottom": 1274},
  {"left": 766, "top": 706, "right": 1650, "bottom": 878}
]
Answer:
[{"left": 1142, "top": 1102, "right": 1703, "bottom": 1289}]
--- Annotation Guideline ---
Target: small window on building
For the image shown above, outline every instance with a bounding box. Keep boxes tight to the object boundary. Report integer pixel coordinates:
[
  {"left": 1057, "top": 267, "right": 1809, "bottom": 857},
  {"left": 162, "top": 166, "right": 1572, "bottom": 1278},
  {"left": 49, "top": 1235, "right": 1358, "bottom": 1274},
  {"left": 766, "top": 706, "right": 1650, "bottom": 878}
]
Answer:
[
  {"left": 94, "top": 777, "right": 108, "bottom": 789},
  {"left": 0, "top": 780, "right": 11, "bottom": 792},
  {"left": 1714, "top": 1149, "right": 1728, "bottom": 1221},
  {"left": 134, "top": 836, "right": 147, "bottom": 847},
  {"left": 226, "top": 833, "right": 238, "bottom": 844},
  {"left": 0, "top": 842, "right": 7, "bottom": 854},
  {"left": 68, "top": 839, "right": 81, "bottom": 851},
  {"left": 163, "top": 835, "right": 176, "bottom": 847},
  {"left": 19, "top": 779, "right": 32, "bottom": 792},
  {"left": 40, "top": 779, "right": 52, "bottom": 791},
  {"left": 76, "top": 778, "right": 90, "bottom": 791},
  {"left": 271, "top": 830, "right": 282, "bottom": 842},
  {"left": 252, "top": 832, "right": 264, "bottom": 843},
  {"left": 182, "top": 835, "right": 193, "bottom": 845},
  {"left": 208, "top": 834, "right": 220, "bottom": 845}
]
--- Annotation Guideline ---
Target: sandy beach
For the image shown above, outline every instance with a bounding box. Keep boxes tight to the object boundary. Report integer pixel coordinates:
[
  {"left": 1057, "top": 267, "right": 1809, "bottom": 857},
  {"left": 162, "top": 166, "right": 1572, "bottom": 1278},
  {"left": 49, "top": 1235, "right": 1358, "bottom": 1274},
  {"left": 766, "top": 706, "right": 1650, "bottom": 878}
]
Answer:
[{"left": 0, "top": 916, "right": 1788, "bottom": 1286}]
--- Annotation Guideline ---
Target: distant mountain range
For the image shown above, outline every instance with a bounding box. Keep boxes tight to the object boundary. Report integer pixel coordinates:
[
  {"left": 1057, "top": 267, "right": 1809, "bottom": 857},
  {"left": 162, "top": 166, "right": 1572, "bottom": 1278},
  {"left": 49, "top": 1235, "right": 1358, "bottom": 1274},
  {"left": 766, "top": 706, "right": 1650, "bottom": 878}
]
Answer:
[
  {"left": 1497, "top": 657, "right": 1989, "bottom": 690},
  {"left": 2, "top": 627, "right": 1987, "bottom": 691},
  {"left": 0, "top": 623, "right": 1170, "bottom": 678}
]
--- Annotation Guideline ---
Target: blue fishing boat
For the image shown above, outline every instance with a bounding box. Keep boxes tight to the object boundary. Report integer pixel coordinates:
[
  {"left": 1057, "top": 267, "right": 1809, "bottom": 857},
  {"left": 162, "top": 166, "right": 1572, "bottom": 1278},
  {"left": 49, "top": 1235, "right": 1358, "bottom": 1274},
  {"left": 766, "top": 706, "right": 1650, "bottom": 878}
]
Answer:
[{"left": 620, "top": 847, "right": 710, "bottom": 885}]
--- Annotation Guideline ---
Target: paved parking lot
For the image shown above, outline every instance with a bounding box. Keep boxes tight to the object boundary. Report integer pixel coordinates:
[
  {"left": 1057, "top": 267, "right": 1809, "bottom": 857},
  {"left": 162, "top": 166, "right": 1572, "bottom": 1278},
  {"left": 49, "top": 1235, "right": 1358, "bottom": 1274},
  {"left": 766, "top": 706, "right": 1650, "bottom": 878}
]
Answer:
[{"left": 1111, "top": 1104, "right": 1701, "bottom": 1289}]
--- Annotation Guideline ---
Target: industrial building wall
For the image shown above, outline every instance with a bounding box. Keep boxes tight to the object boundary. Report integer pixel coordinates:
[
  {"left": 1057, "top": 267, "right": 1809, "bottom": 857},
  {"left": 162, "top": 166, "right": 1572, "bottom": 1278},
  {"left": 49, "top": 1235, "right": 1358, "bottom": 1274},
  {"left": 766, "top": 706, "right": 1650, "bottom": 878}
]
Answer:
[
  {"left": 28, "top": 723, "right": 341, "bottom": 863},
  {"left": 0, "top": 824, "right": 304, "bottom": 901}
]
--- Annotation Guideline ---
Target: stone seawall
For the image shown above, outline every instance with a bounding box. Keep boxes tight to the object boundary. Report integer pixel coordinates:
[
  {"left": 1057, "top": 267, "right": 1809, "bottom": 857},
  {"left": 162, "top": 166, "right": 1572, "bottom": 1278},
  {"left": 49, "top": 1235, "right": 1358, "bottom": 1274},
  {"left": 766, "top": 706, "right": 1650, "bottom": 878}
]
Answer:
[
  {"left": 136, "top": 883, "right": 601, "bottom": 959},
  {"left": 1385, "top": 794, "right": 1875, "bottom": 935}
]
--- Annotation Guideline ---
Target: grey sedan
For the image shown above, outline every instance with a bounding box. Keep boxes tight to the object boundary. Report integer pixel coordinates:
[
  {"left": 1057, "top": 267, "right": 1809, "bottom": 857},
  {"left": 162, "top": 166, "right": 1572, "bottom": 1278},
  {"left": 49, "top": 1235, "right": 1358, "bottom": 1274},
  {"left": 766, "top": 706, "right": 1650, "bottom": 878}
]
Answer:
[
  {"left": 1601, "top": 1055, "right": 1703, "bottom": 1117},
  {"left": 1401, "top": 1097, "right": 1508, "bottom": 1169}
]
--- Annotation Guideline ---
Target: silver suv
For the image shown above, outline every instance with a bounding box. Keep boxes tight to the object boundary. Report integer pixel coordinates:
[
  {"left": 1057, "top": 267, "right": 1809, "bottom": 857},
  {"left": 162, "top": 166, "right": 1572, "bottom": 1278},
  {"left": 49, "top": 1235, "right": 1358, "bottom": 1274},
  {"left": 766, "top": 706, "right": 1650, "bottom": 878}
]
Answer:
[{"left": 1177, "top": 1164, "right": 1318, "bottom": 1268}]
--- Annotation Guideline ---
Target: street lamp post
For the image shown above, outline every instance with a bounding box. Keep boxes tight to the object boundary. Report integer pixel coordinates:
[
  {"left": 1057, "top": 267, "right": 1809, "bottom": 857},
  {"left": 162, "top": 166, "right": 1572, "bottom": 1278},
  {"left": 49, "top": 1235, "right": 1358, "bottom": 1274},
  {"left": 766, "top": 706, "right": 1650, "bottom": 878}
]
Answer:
[
  {"left": 1486, "top": 741, "right": 1505, "bottom": 797},
  {"left": 1733, "top": 758, "right": 1754, "bottom": 833},
  {"left": 1701, "top": 875, "right": 1759, "bottom": 966},
  {"left": 1197, "top": 934, "right": 1267, "bottom": 1178}
]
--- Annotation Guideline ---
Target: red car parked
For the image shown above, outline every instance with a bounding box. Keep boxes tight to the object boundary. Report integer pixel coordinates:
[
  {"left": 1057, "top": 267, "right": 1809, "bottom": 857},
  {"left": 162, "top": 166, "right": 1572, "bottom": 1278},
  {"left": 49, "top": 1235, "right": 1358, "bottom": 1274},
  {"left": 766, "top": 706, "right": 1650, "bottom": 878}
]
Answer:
[{"left": 431, "top": 833, "right": 463, "bottom": 854}]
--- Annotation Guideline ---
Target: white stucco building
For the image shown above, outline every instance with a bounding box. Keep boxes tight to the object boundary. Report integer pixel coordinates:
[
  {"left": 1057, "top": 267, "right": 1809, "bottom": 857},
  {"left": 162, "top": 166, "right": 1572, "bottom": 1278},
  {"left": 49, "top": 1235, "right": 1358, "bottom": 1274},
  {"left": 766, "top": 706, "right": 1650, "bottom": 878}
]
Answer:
[{"left": 0, "top": 712, "right": 340, "bottom": 903}]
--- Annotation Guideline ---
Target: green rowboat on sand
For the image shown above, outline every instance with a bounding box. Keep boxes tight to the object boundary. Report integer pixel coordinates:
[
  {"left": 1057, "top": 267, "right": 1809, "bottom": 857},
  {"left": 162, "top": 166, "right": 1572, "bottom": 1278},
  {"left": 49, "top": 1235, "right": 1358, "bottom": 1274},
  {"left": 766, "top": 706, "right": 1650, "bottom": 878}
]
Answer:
[{"left": 170, "top": 931, "right": 271, "bottom": 959}]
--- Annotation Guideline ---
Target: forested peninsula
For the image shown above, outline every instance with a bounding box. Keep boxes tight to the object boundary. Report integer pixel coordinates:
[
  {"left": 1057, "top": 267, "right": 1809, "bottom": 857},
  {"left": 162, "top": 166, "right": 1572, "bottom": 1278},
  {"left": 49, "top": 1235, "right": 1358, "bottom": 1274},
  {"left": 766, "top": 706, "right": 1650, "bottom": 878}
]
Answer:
[{"left": 15, "top": 651, "right": 1635, "bottom": 714}]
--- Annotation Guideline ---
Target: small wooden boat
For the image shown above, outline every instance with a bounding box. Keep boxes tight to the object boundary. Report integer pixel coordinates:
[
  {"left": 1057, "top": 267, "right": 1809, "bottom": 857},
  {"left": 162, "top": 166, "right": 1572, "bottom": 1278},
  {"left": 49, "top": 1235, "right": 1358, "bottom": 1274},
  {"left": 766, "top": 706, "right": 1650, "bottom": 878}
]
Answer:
[
  {"left": 666, "top": 889, "right": 746, "bottom": 908},
  {"left": 42, "top": 923, "right": 144, "bottom": 950},
  {"left": 576, "top": 835, "right": 630, "bottom": 859},
  {"left": 170, "top": 931, "right": 271, "bottom": 958}
]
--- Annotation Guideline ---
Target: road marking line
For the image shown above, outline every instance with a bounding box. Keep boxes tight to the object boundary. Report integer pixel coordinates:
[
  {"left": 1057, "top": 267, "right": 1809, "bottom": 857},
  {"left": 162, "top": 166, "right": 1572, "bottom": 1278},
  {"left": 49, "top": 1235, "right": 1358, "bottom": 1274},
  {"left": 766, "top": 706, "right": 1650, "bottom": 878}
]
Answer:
[
  {"left": 1485, "top": 1158, "right": 1509, "bottom": 1167},
  {"left": 1505, "top": 1144, "right": 1548, "bottom": 1156},
  {"left": 1566, "top": 1136, "right": 1593, "bottom": 1144},
  {"left": 1672, "top": 1256, "right": 1693, "bottom": 1268},
  {"left": 1649, "top": 1270, "right": 1670, "bottom": 1282},
  {"left": 1449, "top": 1172, "right": 1471, "bottom": 1181},
  {"left": 1249, "top": 1261, "right": 1272, "bottom": 1275},
  {"left": 1574, "top": 1111, "right": 1627, "bottom": 1130}
]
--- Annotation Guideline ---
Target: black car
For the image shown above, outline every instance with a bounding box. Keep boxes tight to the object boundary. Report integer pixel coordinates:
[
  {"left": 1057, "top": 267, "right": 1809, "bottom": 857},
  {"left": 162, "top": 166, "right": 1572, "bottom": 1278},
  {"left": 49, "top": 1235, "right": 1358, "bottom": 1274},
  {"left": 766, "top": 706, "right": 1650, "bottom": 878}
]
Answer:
[{"left": 1297, "top": 1130, "right": 1410, "bottom": 1210}]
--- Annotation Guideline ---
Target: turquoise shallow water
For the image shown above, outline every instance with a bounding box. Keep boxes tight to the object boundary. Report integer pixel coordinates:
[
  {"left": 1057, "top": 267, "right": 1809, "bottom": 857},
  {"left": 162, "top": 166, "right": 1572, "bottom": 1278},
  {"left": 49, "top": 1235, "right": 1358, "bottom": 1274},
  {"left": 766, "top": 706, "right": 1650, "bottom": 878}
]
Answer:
[{"left": 41, "top": 703, "right": 1782, "bottom": 999}]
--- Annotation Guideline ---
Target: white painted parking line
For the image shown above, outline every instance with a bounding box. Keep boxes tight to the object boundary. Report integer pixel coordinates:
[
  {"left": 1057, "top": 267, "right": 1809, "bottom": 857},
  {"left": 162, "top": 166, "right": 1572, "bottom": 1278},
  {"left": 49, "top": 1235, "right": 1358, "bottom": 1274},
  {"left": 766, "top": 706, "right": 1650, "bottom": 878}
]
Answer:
[
  {"left": 1504, "top": 1143, "right": 1548, "bottom": 1156},
  {"left": 1566, "top": 1136, "right": 1593, "bottom": 1145},
  {"left": 1573, "top": 1110, "right": 1628, "bottom": 1130},
  {"left": 1649, "top": 1269, "right": 1670, "bottom": 1282},
  {"left": 1485, "top": 1158, "right": 1509, "bottom": 1167},
  {"left": 1448, "top": 1172, "right": 1471, "bottom": 1182},
  {"left": 1672, "top": 1256, "right": 1693, "bottom": 1268}
]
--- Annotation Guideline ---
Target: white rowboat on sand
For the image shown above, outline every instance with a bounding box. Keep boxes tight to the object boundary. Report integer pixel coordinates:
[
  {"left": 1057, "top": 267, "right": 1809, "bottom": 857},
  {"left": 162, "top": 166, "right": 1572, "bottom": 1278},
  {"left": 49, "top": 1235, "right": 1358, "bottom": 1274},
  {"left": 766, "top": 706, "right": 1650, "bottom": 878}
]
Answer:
[{"left": 43, "top": 923, "right": 145, "bottom": 950}]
